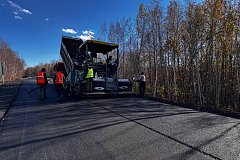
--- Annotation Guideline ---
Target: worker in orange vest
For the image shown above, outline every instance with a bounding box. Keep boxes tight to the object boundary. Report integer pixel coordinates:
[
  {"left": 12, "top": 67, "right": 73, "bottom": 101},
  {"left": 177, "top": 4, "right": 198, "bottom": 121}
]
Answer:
[
  {"left": 37, "top": 68, "right": 48, "bottom": 99},
  {"left": 53, "top": 69, "right": 64, "bottom": 100}
]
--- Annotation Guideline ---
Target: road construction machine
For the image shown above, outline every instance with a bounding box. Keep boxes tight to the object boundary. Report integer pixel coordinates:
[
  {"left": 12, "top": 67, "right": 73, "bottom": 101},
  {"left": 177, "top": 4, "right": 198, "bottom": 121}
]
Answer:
[{"left": 56, "top": 36, "right": 132, "bottom": 96}]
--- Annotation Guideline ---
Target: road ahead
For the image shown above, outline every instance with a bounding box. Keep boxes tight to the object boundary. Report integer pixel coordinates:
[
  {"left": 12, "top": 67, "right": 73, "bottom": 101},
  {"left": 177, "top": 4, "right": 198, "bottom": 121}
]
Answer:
[{"left": 0, "top": 78, "right": 240, "bottom": 160}]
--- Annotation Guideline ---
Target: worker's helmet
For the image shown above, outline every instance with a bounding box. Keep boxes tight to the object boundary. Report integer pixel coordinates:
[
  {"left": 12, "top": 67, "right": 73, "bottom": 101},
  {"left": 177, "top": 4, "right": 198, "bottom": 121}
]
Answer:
[{"left": 41, "top": 68, "right": 46, "bottom": 72}]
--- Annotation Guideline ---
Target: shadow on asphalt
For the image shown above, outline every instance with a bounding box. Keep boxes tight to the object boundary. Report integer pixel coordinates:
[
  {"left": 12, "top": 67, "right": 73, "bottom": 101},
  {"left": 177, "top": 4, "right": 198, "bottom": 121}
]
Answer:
[{"left": 0, "top": 96, "right": 201, "bottom": 153}]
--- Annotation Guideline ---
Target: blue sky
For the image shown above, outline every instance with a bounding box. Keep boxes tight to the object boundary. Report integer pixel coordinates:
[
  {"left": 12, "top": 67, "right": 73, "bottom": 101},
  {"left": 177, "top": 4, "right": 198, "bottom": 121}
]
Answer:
[{"left": 0, "top": 0, "right": 187, "bottom": 67}]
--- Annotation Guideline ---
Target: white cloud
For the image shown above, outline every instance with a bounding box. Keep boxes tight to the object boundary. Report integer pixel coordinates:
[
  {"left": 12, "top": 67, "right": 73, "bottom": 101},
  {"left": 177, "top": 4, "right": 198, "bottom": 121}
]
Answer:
[
  {"left": 79, "top": 30, "right": 94, "bottom": 41},
  {"left": 14, "top": 15, "right": 22, "bottom": 19},
  {"left": 21, "top": 9, "right": 32, "bottom": 15},
  {"left": 62, "top": 28, "right": 77, "bottom": 34},
  {"left": 7, "top": 0, "right": 32, "bottom": 19}
]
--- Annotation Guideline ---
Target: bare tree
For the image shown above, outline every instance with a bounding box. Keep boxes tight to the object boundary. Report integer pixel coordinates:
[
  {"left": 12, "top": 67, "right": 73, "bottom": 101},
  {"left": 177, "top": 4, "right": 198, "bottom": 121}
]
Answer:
[
  {"left": 98, "top": 0, "right": 240, "bottom": 111},
  {"left": 0, "top": 39, "right": 25, "bottom": 81}
]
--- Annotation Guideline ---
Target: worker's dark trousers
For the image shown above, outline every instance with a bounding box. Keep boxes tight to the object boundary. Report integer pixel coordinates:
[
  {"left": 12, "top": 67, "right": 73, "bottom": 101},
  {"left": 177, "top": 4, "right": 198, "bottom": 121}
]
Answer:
[
  {"left": 55, "top": 84, "right": 63, "bottom": 98},
  {"left": 139, "top": 81, "right": 146, "bottom": 95},
  {"left": 39, "top": 84, "right": 46, "bottom": 98}
]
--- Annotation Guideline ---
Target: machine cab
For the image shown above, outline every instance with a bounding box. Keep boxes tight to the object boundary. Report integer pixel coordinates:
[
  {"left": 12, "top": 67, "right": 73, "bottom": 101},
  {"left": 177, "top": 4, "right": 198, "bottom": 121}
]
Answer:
[{"left": 77, "top": 40, "right": 119, "bottom": 78}]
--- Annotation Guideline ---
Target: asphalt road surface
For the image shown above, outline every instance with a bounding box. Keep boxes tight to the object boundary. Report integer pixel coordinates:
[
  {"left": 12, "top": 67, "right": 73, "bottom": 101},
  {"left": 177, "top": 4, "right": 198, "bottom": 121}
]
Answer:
[{"left": 0, "top": 78, "right": 240, "bottom": 160}]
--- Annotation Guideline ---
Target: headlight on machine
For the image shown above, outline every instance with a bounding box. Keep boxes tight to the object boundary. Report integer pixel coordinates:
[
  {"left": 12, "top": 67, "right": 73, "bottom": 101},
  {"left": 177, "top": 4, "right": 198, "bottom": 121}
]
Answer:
[
  {"left": 94, "top": 87, "right": 105, "bottom": 91},
  {"left": 119, "top": 86, "right": 128, "bottom": 90}
]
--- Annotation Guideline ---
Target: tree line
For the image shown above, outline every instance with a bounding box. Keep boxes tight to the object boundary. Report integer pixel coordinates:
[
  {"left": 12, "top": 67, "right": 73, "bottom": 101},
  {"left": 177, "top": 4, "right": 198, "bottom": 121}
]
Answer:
[
  {"left": 24, "top": 61, "right": 57, "bottom": 79},
  {"left": 98, "top": 0, "right": 240, "bottom": 111},
  {"left": 0, "top": 39, "right": 25, "bottom": 81},
  {"left": 0, "top": 39, "right": 56, "bottom": 81}
]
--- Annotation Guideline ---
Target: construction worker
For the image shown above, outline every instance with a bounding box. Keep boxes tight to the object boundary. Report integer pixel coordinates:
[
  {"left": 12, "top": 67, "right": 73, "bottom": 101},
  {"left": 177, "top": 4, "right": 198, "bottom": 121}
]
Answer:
[
  {"left": 53, "top": 69, "right": 65, "bottom": 100},
  {"left": 106, "top": 56, "right": 117, "bottom": 77},
  {"left": 138, "top": 72, "right": 146, "bottom": 95},
  {"left": 37, "top": 68, "right": 48, "bottom": 99},
  {"left": 84, "top": 65, "right": 94, "bottom": 92},
  {"left": 106, "top": 55, "right": 113, "bottom": 64},
  {"left": 85, "top": 67, "right": 94, "bottom": 79}
]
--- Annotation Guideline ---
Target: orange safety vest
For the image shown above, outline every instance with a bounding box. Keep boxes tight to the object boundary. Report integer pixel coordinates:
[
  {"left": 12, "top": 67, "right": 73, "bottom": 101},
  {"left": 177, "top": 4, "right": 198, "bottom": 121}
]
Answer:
[
  {"left": 55, "top": 72, "right": 64, "bottom": 84},
  {"left": 37, "top": 71, "right": 46, "bottom": 84}
]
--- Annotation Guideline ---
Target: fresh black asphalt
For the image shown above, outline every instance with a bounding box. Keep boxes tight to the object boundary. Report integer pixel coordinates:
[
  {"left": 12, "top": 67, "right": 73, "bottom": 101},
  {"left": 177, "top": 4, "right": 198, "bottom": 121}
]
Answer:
[{"left": 0, "top": 78, "right": 239, "bottom": 160}]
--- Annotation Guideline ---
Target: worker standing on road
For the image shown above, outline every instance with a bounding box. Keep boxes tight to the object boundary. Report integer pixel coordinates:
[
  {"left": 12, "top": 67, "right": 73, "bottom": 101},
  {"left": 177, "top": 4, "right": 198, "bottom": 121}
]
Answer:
[
  {"left": 138, "top": 72, "right": 146, "bottom": 96},
  {"left": 37, "top": 68, "right": 48, "bottom": 99},
  {"left": 53, "top": 69, "right": 64, "bottom": 100}
]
